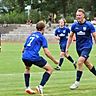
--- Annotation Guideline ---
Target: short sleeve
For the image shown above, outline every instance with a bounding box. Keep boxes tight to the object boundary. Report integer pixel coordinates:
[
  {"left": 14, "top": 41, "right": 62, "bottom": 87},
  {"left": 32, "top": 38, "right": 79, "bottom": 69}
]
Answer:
[
  {"left": 71, "top": 24, "right": 75, "bottom": 33},
  {"left": 54, "top": 28, "right": 58, "bottom": 36},
  {"left": 89, "top": 23, "right": 95, "bottom": 33},
  {"left": 41, "top": 36, "right": 48, "bottom": 48},
  {"left": 66, "top": 27, "right": 70, "bottom": 33}
]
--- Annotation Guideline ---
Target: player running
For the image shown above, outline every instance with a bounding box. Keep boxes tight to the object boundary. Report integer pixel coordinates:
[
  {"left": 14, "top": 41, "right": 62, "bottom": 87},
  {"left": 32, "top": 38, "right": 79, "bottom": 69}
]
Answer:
[
  {"left": 54, "top": 19, "right": 77, "bottom": 70},
  {"left": 22, "top": 21, "right": 58, "bottom": 95},
  {"left": 66, "top": 8, "right": 96, "bottom": 90}
]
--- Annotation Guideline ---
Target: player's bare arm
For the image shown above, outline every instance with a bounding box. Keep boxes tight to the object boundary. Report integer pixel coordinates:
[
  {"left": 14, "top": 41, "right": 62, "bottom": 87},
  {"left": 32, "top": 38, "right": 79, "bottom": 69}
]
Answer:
[
  {"left": 66, "top": 32, "right": 74, "bottom": 52},
  {"left": 22, "top": 48, "right": 24, "bottom": 53},
  {"left": 43, "top": 48, "right": 58, "bottom": 64},
  {"left": 55, "top": 36, "right": 60, "bottom": 40},
  {"left": 92, "top": 32, "right": 96, "bottom": 44}
]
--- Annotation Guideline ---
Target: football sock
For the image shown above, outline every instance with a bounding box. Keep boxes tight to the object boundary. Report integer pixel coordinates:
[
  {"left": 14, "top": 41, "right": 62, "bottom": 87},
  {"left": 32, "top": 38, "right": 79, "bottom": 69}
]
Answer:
[
  {"left": 67, "top": 55, "right": 74, "bottom": 63},
  {"left": 40, "top": 72, "right": 50, "bottom": 86},
  {"left": 90, "top": 66, "right": 96, "bottom": 76},
  {"left": 24, "top": 73, "right": 30, "bottom": 88},
  {"left": 76, "top": 70, "right": 83, "bottom": 81},
  {"left": 59, "top": 58, "right": 64, "bottom": 67}
]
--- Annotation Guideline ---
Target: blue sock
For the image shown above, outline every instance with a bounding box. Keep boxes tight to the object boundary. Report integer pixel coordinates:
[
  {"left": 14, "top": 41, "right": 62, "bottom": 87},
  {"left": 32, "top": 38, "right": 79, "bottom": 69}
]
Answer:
[
  {"left": 90, "top": 66, "right": 96, "bottom": 76},
  {"left": 24, "top": 73, "right": 30, "bottom": 88},
  {"left": 76, "top": 71, "right": 82, "bottom": 81},
  {"left": 67, "top": 56, "right": 74, "bottom": 63},
  {"left": 40, "top": 72, "right": 50, "bottom": 86},
  {"left": 59, "top": 58, "right": 64, "bottom": 67}
]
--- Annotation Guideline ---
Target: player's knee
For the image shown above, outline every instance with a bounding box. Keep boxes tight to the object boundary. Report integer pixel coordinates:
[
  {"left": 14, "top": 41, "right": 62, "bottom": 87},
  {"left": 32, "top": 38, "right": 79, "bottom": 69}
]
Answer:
[
  {"left": 64, "top": 54, "right": 68, "bottom": 57},
  {"left": 78, "top": 61, "right": 83, "bottom": 66},
  {"left": 49, "top": 67, "right": 54, "bottom": 74},
  {"left": 25, "top": 67, "right": 30, "bottom": 73},
  {"left": 47, "top": 67, "right": 53, "bottom": 74}
]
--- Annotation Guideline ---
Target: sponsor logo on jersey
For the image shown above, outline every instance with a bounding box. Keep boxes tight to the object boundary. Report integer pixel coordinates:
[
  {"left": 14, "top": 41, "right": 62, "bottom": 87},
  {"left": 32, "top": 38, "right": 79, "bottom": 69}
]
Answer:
[
  {"left": 59, "top": 33, "right": 65, "bottom": 37},
  {"left": 77, "top": 31, "right": 85, "bottom": 35}
]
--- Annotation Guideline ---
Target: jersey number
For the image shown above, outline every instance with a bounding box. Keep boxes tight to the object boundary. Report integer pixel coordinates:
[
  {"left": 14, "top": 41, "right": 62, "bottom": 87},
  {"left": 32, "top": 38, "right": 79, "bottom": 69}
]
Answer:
[{"left": 27, "top": 37, "right": 35, "bottom": 46}]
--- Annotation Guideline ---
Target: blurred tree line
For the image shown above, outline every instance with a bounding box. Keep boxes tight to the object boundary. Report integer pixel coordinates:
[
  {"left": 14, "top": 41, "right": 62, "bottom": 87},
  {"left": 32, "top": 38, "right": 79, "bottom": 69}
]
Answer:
[{"left": 0, "top": 0, "right": 96, "bottom": 23}]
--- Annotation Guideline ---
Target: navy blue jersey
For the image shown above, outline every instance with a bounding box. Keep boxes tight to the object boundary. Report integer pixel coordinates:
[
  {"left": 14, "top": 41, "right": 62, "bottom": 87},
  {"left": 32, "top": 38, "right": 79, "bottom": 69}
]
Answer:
[
  {"left": 55, "top": 26, "right": 70, "bottom": 44},
  {"left": 22, "top": 32, "right": 48, "bottom": 61},
  {"left": 71, "top": 21, "right": 95, "bottom": 50}
]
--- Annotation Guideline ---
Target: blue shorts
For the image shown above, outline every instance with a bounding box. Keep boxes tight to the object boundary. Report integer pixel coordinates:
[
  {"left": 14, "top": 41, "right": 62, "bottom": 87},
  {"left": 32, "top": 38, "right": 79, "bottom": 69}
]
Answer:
[
  {"left": 22, "top": 57, "right": 47, "bottom": 68},
  {"left": 77, "top": 48, "right": 92, "bottom": 59},
  {"left": 60, "top": 43, "right": 66, "bottom": 52}
]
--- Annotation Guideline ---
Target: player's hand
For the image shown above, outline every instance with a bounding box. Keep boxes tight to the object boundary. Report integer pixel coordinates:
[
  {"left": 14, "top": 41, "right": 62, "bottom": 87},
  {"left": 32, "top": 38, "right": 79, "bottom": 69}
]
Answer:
[
  {"left": 54, "top": 60, "right": 59, "bottom": 64},
  {"left": 22, "top": 49, "right": 24, "bottom": 53},
  {"left": 65, "top": 48, "right": 68, "bottom": 54},
  {"left": 56, "top": 36, "right": 60, "bottom": 40}
]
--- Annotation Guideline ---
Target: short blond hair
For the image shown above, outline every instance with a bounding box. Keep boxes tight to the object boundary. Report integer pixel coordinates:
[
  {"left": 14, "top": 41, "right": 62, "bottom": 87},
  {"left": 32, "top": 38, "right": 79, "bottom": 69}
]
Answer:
[{"left": 77, "top": 8, "right": 85, "bottom": 15}]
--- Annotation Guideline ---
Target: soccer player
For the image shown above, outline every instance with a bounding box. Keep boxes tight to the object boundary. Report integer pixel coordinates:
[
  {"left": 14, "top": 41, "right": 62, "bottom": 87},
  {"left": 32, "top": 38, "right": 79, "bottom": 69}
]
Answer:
[
  {"left": 22, "top": 21, "right": 58, "bottom": 95},
  {"left": 66, "top": 8, "right": 96, "bottom": 90},
  {"left": 54, "top": 19, "right": 77, "bottom": 70}
]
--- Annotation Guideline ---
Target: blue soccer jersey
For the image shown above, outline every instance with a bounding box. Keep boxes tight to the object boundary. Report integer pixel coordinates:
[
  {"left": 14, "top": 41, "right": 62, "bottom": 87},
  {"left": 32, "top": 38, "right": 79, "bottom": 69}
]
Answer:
[
  {"left": 71, "top": 21, "right": 95, "bottom": 50},
  {"left": 55, "top": 26, "right": 70, "bottom": 44},
  {"left": 22, "top": 32, "right": 48, "bottom": 61}
]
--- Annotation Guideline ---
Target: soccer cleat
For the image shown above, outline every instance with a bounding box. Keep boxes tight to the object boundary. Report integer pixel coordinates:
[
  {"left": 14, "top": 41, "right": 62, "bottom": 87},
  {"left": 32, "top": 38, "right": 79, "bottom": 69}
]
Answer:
[
  {"left": 54, "top": 66, "right": 61, "bottom": 70},
  {"left": 35, "top": 85, "right": 44, "bottom": 96},
  {"left": 70, "top": 81, "right": 80, "bottom": 90},
  {"left": 25, "top": 87, "right": 36, "bottom": 94},
  {"left": 73, "top": 61, "right": 77, "bottom": 69}
]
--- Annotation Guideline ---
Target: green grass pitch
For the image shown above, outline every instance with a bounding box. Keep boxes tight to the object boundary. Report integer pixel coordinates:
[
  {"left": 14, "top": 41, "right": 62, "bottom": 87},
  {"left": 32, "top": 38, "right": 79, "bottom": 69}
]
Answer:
[{"left": 0, "top": 42, "right": 96, "bottom": 96}]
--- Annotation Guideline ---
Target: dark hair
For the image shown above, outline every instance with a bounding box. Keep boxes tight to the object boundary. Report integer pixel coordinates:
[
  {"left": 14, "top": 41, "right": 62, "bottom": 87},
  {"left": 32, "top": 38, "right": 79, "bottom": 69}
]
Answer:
[{"left": 36, "top": 21, "right": 45, "bottom": 31}]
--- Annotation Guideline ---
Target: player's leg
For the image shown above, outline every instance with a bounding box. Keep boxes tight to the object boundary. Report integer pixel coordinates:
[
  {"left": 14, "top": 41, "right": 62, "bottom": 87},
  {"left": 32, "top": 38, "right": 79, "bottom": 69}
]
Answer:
[
  {"left": 34, "top": 57, "right": 53, "bottom": 95},
  {"left": 82, "top": 48, "right": 96, "bottom": 75},
  {"left": 36, "top": 63, "right": 53, "bottom": 96},
  {"left": 55, "top": 43, "right": 68, "bottom": 70},
  {"left": 41, "top": 63, "right": 53, "bottom": 86},
  {"left": 64, "top": 52, "right": 77, "bottom": 69},
  {"left": 54, "top": 51, "right": 64, "bottom": 70},
  {"left": 22, "top": 59, "right": 35, "bottom": 94},
  {"left": 55, "top": 43, "right": 76, "bottom": 70},
  {"left": 24, "top": 66, "right": 30, "bottom": 89},
  {"left": 70, "top": 48, "right": 91, "bottom": 89},
  {"left": 70, "top": 56, "right": 85, "bottom": 89},
  {"left": 84, "top": 58, "right": 96, "bottom": 76}
]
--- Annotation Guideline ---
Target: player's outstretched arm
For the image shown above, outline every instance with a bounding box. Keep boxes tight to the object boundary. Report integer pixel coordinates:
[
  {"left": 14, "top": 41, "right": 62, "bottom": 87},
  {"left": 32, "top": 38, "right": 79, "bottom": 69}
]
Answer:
[{"left": 43, "top": 48, "right": 59, "bottom": 64}]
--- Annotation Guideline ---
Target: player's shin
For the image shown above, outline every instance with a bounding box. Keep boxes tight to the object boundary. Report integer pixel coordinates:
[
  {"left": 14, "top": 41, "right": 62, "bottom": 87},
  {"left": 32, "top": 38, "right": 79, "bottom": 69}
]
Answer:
[
  {"left": 76, "top": 70, "right": 83, "bottom": 81},
  {"left": 24, "top": 73, "right": 30, "bottom": 88},
  {"left": 90, "top": 66, "right": 96, "bottom": 76},
  {"left": 59, "top": 57, "right": 64, "bottom": 67},
  {"left": 40, "top": 72, "right": 51, "bottom": 86}
]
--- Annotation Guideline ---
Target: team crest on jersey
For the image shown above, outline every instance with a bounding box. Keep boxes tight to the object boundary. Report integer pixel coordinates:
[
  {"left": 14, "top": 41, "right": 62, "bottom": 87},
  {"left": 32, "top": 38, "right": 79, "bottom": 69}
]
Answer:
[
  {"left": 83, "top": 27, "right": 86, "bottom": 31},
  {"left": 75, "top": 27, "right": 79, "bottom": 30},
  {"left": 63, "top": 30, "right": 66, "bottom": 33},
  {"left": 58, "top": 30, "right": 60, "bottom": 33}
]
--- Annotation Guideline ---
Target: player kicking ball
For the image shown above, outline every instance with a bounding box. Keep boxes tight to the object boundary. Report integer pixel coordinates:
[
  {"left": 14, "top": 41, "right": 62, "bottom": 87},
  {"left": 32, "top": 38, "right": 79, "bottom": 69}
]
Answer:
[{"left": 22, "top": 21, "right": 58, "bottom": 95}]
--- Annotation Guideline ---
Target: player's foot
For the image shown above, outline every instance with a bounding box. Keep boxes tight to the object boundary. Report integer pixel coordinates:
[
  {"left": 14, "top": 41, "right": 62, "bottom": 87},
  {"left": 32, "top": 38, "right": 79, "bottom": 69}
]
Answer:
[
  {"left": 73, "top": 61, "right": 77, "bottom": 69},
  {"left": 54, "top": 66, "right": 61, "bottom": 70},
  {"left": 70, "top": 81, "right": 80, "bottom": 90},
  {"left": 35, "top": 85, "right": 44, "bottom": 96},
  {"left": 25, "top": 87, "right": 36, "bottom": 94}
]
